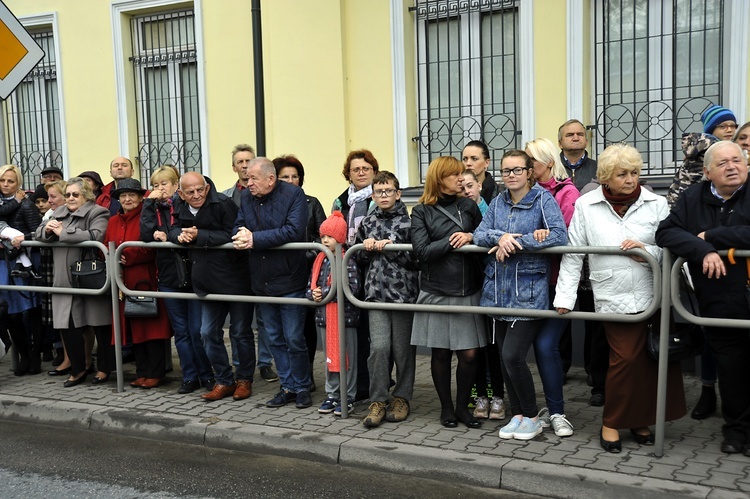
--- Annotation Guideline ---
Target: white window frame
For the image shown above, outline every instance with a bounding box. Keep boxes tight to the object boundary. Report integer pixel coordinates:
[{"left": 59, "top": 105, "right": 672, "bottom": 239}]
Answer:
[{"left": 111, "top": 0, "right": 209, "bottom": 175}]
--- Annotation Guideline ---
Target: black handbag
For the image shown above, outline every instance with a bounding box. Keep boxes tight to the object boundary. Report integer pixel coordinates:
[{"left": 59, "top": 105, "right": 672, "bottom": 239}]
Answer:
[
  {"left": 646, "top": 266, "right": 704, "bottom": 363},
  {"left": 0, "top": 239, "right": 21, "bottom": 260},
  {"left": 70, "top": 247, "right": 106, "bottom": 289},
  {"left": 123, "top": 280, "right": 158, "bottom": 318}
]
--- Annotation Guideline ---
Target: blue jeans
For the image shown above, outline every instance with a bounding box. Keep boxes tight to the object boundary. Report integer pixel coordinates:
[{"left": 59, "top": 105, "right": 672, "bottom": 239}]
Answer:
[
  {"left": 258, "top": 292, "right": 309, "bottom": 393},
  {"left": 200, "top": 301, "right": 255, "bottom": 386},
  {"left": 533, "top": 317, "right": 569, "bottom": 415},
  {"left": 254, "top": 304, "right": 273, "bottom": 368},
  {"left": 160, "top": 286, "right": 213, "bottom": 383}
]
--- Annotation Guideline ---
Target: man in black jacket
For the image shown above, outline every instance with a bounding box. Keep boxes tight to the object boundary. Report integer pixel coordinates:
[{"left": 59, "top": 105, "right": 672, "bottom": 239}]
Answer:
[
  {"left": 656, "top": 141, "right": 750, "bottom": 456},
  {"left": 170, "top": 172, "right": 255, "bottom": 402}
]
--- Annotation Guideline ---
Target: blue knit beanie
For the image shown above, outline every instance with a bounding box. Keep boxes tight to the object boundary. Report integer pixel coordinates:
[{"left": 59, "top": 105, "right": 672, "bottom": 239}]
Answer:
[{"left": 701, "top": 105, "right": 736, "bottom": 134}]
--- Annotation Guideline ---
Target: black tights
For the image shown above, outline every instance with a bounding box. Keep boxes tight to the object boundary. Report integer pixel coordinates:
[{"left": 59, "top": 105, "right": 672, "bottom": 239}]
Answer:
[{"left": 431, "top": 347, "right": 478, "bottom": 420}]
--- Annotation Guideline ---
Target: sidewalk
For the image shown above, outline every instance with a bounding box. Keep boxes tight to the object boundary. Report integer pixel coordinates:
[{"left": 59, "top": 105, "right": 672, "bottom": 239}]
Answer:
[{"left": 0, "top": 342, "right": 746, "bottom": 499}]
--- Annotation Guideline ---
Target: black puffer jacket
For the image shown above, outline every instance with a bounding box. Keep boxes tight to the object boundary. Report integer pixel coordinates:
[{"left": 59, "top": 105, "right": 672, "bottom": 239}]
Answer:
[
  {"left": 410, "top": 194, "right": 483, "bottom": 297},
  {"left": 1, "top": 196, "right": 41, "bottom": 239}
]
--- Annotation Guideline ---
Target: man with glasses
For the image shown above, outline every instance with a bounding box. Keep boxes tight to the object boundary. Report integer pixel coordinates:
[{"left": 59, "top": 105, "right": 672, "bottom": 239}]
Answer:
[
  {"left": 171, "top": 172, "right": 255, "bottom": 402},
  {"left": 232, "top": 158, "right": 311, "bottom": 409},
  {"left": 657, "top": 141, "right": 750, "bottom": 456}
]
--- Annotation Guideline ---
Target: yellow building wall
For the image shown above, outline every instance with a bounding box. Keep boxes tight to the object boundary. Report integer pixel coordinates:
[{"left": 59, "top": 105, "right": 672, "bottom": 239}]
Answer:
[
  {"left": 533, "top": 0, "right": 569, "bottom": 144},
  {"left": 262, "top": 0, "right": 396, "bottom": 209}
]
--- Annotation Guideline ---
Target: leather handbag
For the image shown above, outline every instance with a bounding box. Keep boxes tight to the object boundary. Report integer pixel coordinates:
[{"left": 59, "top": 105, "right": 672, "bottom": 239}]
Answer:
[
  {"left": 646, "top": 266, "right": 704, "bottom": 363},
  {"left": 70, "top": 250, "right": 106, "bottom": 289},
  {"left": 123, "top": 281, "right": 158, "bottom": 318}
]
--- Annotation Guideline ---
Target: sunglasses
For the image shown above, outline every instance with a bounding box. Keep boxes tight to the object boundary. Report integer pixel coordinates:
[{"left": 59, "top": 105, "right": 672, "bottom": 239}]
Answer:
[{"left": 64, "top": 192, "right": 81, "bottom": 198}]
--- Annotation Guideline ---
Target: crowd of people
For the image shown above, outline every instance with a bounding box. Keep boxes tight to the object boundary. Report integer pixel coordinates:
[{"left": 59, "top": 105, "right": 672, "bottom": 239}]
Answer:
[{"left": 1, "top": 107, "right": 749, "bottom": 456}]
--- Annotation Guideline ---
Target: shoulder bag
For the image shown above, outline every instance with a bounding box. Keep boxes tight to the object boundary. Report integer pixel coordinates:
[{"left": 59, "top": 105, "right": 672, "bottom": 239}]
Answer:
[{"left": 70, "top": 231, "right": 106, "bottom": 289}]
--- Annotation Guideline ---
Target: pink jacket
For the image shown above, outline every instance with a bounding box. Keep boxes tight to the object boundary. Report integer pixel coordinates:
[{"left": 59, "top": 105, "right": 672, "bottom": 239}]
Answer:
[{"left": 537, "top": 177, "right": 579, "bottom": 227}]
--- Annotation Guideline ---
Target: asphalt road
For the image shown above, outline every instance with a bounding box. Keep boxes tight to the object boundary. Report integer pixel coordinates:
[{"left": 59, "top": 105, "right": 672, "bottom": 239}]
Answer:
[{"left": 0, "top": 420, "right": 538, "bottom": 498}]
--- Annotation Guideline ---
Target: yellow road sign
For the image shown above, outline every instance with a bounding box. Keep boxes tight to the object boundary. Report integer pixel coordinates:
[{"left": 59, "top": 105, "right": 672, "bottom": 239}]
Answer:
[{"left": 0, "top": 0, "right": 44, "bottom": 99}]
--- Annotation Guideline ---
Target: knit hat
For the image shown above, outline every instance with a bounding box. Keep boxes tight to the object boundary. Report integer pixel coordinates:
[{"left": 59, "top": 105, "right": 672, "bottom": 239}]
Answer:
[
  {"left": 701, "top": 105, "right": 736, "bottom": 135},
  {"left": 319, "top": 211, "right": 347, "bottom": 244},
  {"left": 31, "top": 183, "right": 48, "bottom": 202}
]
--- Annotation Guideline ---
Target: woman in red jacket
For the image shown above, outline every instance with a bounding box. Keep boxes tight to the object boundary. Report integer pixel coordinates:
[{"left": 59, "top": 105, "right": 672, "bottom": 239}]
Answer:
[{"left": 105, "top": 178, "right": 171, "bottom": 388}]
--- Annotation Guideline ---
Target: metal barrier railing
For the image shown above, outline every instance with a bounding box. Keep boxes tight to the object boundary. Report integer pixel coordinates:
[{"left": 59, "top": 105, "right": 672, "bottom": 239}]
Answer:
[
  {"left": 7, "top": 236, "right": 746, "bottom": 458},
  {"left": 112, "top": 241, "right": 335, "bottom": 394}
]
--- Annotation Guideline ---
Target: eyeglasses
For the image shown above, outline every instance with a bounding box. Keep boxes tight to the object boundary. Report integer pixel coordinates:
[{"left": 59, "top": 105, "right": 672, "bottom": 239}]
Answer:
[
  {"left": 64, "top": 192, "right": 81, "bottom": 198},
  {"left": 500, "top": 167, "right": 530, "bottom": 177},
  {"left": 351, "top": 167, "right": 373, "bottom": 174},
  {"left": 715, "top": 123, "right": 738, "bottom": 131},
  {"left": 373, "top": 188, "right": 397, "bottom": 197}
]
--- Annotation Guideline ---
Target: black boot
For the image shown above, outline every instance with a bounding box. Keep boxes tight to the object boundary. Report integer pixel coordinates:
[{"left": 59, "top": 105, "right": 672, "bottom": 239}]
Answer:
[{"left": 691, "top": 385, "right": 717, "bottom": 420}]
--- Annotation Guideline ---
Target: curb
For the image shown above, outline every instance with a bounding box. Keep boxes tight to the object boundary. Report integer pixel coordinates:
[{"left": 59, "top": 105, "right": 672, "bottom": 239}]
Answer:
[{"left": 0, "top": 395, "right": 732, "bottom": 498}]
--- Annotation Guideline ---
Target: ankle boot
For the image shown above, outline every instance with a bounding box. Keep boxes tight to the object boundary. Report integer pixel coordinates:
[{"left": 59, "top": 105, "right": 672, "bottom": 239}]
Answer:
[{"left": 691, "top": 385, "right": 717, "bottom": 420}]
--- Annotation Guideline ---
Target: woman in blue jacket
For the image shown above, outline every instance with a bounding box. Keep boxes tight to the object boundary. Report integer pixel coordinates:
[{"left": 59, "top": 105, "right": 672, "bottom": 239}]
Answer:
[{"left": 474, "top": 150, "right": 567, "bottom": 441}]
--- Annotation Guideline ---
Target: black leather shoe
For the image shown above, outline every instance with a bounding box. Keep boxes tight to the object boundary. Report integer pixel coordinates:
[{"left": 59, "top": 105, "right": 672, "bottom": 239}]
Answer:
[
  {"left": 630, "top": 429, "right": 655, "bottom": 446},
  {"left": 691, "top": 386, "right": 717, "bottom": 420},
  {"left": 600, "top": 428, "right": 621, "bottom": 453},
  {"left": 178, "top": 380, "right": 201, "bottom": 394},
  {"left": 590, "top": 393, "right": 605, "bottom": 407},
  {"left": 720, "top": 440, "right": 744, "bottom": 454},
  {"left": 441, "top": 417, "right": 458, "bottom": 428},
  {"left": 456, "top": 411, "right": 482, "bottom": 429},
  {"left": 48, "top": 366, "right": 71, "bottom": 376},
  {"left": 91, "top": 374, "right": 110, "bottom": 385},
  {"left": 295, "top": 390, "right": 312, "bottom": 409},
  {"left": 63, "top": 372, "right": 87, "bottom": 388},
  {"left": 743, "top": 444, "right": 750, "bottom": 457}
]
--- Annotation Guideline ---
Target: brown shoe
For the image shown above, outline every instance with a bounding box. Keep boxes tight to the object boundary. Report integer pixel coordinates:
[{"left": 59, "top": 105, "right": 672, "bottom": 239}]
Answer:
[
  {"left": 233, "top": 380, "right": 252, "bottom": 401},
  {"left": 385, "top": 396, "right": 410, "bottom": 422},
  {"left": 130, "top": 377, "right": 146, "bottom": 388},
  {"left": 202, "top": 383, "right": 236, "bottom": 401},
  {"left": 140, "top": 378, "right": 161, "bottom": 389}
]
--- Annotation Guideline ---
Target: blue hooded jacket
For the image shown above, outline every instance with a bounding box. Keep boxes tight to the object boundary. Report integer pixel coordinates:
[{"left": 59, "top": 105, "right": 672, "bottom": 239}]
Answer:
[{"left": 473, "top": 184, "right": 568, "bottom": 320}]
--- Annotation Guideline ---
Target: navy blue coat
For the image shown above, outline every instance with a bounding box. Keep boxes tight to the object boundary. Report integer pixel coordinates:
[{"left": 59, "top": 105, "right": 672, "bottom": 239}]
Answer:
[{"left": 234, "top": 180, "right": 308, "bottom": 296}]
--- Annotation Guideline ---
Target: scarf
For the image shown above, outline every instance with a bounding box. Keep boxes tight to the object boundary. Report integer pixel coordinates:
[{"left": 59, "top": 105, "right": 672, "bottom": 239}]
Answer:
[
  {"left": 310, "top": 250, "right": 347, "bottom": 373},
  {"left": 346, "top": 184, "right": 372, "bottom": 245},
  {"left": 602, "top": 183, "right": 641, "bottom": 218}
]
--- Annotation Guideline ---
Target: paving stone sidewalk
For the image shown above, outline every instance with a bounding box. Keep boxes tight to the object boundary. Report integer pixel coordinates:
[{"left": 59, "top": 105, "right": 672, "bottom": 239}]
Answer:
[{"left": 0, "top": 341, "right": 747, "bottom": 498}]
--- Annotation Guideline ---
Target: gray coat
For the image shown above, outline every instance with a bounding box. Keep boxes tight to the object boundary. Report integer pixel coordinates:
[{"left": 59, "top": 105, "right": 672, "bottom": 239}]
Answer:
[{"left": 35, "top": 201, "right": 112, "bottom": 329}]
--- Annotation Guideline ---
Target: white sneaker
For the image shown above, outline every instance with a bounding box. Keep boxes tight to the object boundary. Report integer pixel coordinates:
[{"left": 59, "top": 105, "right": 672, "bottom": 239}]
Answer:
[
  {"left": 513, "top": 417, "right": 543, "bottom": 441},
  {"left": 550, "top": 413, "right": 574, "bottom": 437},
  {"left": 537, "top": 407, "right": 550, "bottom": 428},
  {"left": 473, "top": 396, "right": 489, "bottom": 419},
  {"left": 489, "top": 397, "right": 506, "bottom": 420},
  {"left": 498, "top": 416, "right": 522, "bottom": 439}
]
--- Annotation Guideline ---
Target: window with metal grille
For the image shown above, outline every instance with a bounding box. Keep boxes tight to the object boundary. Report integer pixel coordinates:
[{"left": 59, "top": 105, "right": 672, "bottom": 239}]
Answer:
[
  {"left": 130, "top": 10, "right": 201, "bottom": 180},
  {"left": 2, "top": 29, "right": 62, "bottom": 189},
  {"left": 593, "top": 0, "right": 724, "bottom": 177},
  {"left": 413, "top": 0, "right": 520, "bottom": 181}
]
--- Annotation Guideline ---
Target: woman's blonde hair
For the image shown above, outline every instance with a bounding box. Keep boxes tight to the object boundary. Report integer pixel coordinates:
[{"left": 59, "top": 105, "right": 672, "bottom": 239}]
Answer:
[
  {"left": 525, "top": 138, "right": 568, "bottom": 180},
  {"left": 45, "top": 179, "right": 67, "bottom": 197},
  {"left": 0, "top": 164, "right": 23, "bottom": 191},
  {"left": 596, "top": 143, "right": 642, "bottom": 184},
  {"left": 150, "top": 165, "right": 180, "bottom": 186},
  {"left": 419, "top": 156, "right": 464, "bottom": 205}
]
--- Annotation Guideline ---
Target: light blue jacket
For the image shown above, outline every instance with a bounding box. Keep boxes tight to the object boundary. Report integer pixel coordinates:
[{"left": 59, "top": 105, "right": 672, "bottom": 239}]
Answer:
[{"left": 473, "top": 184, "right": 568, "bottom": 320}]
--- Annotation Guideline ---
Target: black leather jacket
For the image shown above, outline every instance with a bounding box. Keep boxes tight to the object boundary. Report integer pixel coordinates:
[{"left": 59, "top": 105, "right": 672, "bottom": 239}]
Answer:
[{"left": 410, "top": 195, "right": 483, "bottom": 296}]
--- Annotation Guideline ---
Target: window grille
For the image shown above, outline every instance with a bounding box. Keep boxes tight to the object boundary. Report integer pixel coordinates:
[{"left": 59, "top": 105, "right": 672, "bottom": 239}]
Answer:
[
  {"left": 413, "top": 0, "right": 520, "bottom": 181},
  {"left": 130, "top": 10, "right": 201, "bottom": 180},
  {"left": 593, "top": 0, "right": 724, "bottom": 176},
  {"left": 2, "top": 29, "right": 62, "bottom": 189}
]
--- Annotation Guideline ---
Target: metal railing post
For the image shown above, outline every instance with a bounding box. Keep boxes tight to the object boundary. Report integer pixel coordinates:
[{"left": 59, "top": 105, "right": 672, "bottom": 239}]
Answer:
[
  {"left": 109, "top": 242, "right": 125, "bottom": 393},
  {"left": 654, "top": 249, "right": 672, "bottom": 457},
  {"left": 335, "top": 243, "right": 349, "bottom": 418}
]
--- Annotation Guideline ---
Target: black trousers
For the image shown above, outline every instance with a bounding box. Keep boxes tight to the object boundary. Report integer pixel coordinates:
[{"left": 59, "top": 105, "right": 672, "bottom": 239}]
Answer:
[
  {"left": 705, "top": 326, "right": 750, "bottom": 442},
  {"left": 578, "top": 288, "right": 609, "bottom": 395},
  {"left": 62, "top": 322, "right": 114, "bottom": 376},
  {"left": 133, "top": 340, "right": 167, "bottom": 379}
]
